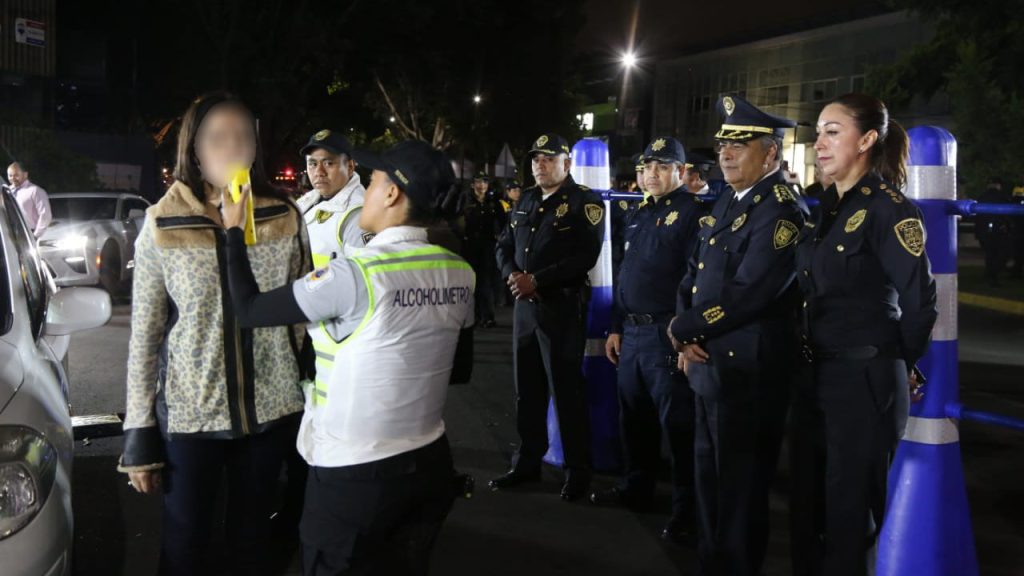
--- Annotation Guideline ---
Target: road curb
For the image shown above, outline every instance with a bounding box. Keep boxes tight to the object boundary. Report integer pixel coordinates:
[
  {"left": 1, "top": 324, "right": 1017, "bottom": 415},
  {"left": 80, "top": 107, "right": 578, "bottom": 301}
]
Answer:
[{"left": 959, "top": 292, "right": 1024, "bottom": 316}]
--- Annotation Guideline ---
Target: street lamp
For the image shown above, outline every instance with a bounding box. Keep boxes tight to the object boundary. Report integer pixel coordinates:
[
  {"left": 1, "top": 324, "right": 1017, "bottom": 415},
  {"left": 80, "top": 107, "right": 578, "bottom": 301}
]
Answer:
[
  {"left": 473, "top": 94, "right": 482, "bottom": 104},
  {"left": 621, "top": 51, "right": 637, "bottom": 69}
]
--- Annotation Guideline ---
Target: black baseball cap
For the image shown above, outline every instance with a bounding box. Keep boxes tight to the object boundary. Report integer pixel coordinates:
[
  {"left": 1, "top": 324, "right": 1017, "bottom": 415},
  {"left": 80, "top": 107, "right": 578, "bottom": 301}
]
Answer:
[
  {"left": 528, "top": 133, "right": 571, "bottom": 158},
  {"left": 300, "top": 129, "right": 353, "bottom": 157},
  {"left": 641, "top": 137, "right": 687, "bottom": 165},
  {"left": 351, "top": 140, "right": 455, "bottom": 211},
  {"left": 473, "top": 171, "right": 489, "bottom": 181}
]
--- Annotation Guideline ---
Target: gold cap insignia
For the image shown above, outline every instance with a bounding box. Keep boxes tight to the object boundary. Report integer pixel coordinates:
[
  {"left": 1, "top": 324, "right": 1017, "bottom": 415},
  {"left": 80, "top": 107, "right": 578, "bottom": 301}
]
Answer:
[
  {"left": 314, "top": 129, "right": 330, "bottom": 141},
  {"left": 723, "top": 97, "right": 736, "bottom": 116},
  {"left": 535, "top": 135, "right": 549, "bottom": 148},
  {"left": 392, "top": 169, "right": 410, "bottom": 185},
  {"left": 894, "top": 218, "right": 925, "bottom": 257},
  {"left": 585, "top": 203, "right": 604, "bottom": 226},
  {"left": 703, "top": 306, "right": 726, "bottom": 324},
  {"left": 665, "top": 210, "right": 679, "bottom": 226},
  {"left": 651, "top": 138, "right": 666, "bottom": 151},
  {"left": 555, "top": 202, "right": 569, "bottom": 219},
  {"left": 773, "top": 219, "right": 799, "bottom": 250},
  {"left": 845, "top": 209, "right": 867, "bottom": 233},
  {"left": 731, "top": 213, "right": 747, "bottom": 232}
]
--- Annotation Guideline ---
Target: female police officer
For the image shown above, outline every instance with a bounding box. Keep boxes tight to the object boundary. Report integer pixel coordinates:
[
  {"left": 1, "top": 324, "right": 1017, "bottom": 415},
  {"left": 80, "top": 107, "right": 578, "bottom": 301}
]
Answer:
[
  {"left": 792, "top": 93, "right": 937, "bottom": 576},
  {"left": 221, "top": 140, "right": 475, "bottom": 575}
]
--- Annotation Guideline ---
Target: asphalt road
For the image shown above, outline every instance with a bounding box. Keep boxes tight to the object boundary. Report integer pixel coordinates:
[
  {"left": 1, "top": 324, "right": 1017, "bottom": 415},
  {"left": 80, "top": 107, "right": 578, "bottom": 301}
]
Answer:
[{"left": 67, "top": 300, "right": 1024, "bottom": 575}]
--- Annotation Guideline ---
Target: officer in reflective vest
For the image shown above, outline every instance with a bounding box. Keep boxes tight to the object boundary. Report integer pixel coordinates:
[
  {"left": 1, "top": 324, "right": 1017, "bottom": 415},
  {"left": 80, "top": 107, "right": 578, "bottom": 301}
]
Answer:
[
  {"left": 296, "top": 129, "right": 371, "bottom": 268},
  {"left": 222, "top": 140, "right": 474, "bottom": 575}
]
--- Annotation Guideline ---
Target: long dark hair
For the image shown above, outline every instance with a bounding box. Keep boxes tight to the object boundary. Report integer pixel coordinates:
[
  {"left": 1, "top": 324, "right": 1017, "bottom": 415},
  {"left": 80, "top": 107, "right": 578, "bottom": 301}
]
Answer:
[
  {"left": 830, "top": 93, "right": 909, "bottom": 190},
  {"left": 172, "top": 91, "right": 286, "bottom": 203}
]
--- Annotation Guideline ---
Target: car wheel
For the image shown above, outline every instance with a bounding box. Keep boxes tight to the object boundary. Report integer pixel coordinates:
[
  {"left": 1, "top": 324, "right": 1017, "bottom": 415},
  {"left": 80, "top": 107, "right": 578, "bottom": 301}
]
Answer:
[{"left": 98, "top": 242, "right": 122, "bottom": 295}]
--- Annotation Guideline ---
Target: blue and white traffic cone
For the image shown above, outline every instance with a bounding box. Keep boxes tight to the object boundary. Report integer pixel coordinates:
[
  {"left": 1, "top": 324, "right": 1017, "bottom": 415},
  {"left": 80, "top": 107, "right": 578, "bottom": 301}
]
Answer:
[
  {"left": 876, "top": 126, "right": 978, "bottom": 575},
  {"left": 543, "top": 137, "right": 622, "bottom": 472}
]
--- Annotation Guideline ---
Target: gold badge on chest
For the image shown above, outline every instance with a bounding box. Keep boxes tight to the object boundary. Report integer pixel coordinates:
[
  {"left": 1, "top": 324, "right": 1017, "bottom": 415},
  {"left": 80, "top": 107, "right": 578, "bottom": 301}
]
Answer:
[
  {"left": 699, "top": 215, "right": 716, "bottom": 228},
  {"left": 315, "top": 209, "right": 331, "bottom": 224},
  {"left": 845, "top": 209, "right": 867, "bottom": 233},
  {"left": 664, "top": 210, "right": 679, "bottom": 226},
  {"left": 555, "top": 202, "right": 569, "bottom": 219},
  {"left": 731, "top": 213, "right": 748, "bottom": 232}
]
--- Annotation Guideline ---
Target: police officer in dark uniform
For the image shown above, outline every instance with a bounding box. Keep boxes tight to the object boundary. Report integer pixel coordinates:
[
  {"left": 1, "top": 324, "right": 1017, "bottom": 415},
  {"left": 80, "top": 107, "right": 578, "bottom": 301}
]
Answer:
[
  {"left": 491, "top": 133, "right": 605, "bottom": 501},
  {"left": 669, "top": 95, "right": 806, "bottom": 576},
  {"left": 791, "top": 93, "right": 937, "bottom": 576},
  {"left": 458, "top": 171, "right": 504, "bottom": 327},
  {"left": 591, "top": 137, "right": 702, "bottom": 543}
]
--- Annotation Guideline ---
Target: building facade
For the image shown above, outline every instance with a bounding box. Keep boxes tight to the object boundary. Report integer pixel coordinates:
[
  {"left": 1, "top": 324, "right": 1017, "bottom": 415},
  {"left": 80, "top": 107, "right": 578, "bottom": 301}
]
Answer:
[{"left": 651, "top": 12, "right": 949, "bottom": 186}]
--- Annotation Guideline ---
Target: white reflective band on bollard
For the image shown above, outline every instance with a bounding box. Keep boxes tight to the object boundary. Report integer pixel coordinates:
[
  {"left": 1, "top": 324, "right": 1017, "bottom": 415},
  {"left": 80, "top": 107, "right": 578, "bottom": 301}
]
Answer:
[
  {"left": 902, "top": 415, "right": 960, "bottom": 445},
  {"left": 905, "top": 165, "right": 956, "bottom": 200},
  {"left": 932, "top": 273, "right": 957, "bottom": 342}
]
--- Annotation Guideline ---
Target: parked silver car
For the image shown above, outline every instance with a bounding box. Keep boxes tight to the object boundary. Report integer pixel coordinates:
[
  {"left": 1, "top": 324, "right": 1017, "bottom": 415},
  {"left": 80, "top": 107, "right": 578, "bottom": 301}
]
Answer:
[
  {"left": 0, "top": 189, "right": 111, "bottom": 575},
  {"left": 37, "top": 192, "right": 150, "bottom": 293}
]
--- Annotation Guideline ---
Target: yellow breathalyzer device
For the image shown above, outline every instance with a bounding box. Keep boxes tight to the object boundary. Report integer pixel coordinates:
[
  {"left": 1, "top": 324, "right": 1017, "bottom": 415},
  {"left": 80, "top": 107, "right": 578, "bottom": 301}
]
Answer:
[{"left": 229, "top": 167, "right": 257, "bottom": 245}]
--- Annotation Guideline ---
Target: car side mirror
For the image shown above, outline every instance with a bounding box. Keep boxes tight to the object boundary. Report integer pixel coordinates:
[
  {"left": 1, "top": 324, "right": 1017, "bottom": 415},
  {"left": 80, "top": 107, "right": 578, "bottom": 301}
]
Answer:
[{"left": 44, "top": 287, "right": 112, "bottom": 336}]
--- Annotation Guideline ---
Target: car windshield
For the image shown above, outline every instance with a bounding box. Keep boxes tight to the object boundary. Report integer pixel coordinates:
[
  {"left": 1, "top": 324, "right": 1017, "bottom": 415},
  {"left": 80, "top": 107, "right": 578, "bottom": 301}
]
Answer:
[{"left": 50, "top": 197, "right": 118, "bottom": 221}]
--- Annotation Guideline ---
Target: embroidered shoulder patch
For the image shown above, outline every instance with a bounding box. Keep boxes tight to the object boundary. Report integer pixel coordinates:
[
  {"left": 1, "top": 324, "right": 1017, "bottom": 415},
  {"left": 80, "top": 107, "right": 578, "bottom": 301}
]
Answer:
[
  {"left": 894, "top": 218, "right": 925, "bottom": 257},
  {"left": 702, "top": 306, "right": 725, "bottom": 324},
  {"left": 773, "top": 184, "right": 795, "bottom": 203},
  {"left": 303, "top": 266, "right": 334, "bottom": 293},
  {"left": 845, "top": 209, "right": 867, "bottom": 233},
  {"left": 773, "top": 220, "right": 799, "bottom": 249},
  {"left": 585, "top": 204, "right": 604, "bottom": 225}
]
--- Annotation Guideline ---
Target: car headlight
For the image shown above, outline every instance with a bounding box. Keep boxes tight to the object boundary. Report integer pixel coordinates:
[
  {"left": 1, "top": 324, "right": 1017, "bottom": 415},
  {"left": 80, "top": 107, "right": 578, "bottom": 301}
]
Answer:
[
  {"left": 54, "top": 234, "right": 88, "bottom": 252},
  {"left": 0, "top": 427, "right": 57, "bottom": 540}
]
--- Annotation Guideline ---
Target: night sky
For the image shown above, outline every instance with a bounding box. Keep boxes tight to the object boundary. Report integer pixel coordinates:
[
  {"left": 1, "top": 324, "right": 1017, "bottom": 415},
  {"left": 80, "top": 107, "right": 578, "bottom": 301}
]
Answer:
[{"left": 580, "top": 0, "right": 891, "bottom": 59}]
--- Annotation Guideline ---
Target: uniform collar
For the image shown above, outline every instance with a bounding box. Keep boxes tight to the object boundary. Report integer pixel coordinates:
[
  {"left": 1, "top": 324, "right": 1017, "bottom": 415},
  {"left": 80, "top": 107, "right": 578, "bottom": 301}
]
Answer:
[
  {"left": 297, "top": 172, "right": 364, "bottom": 213},
  {"left": 650, "top": 185, "right": 689, "bottom": 205},
  {"left": 366, "top": 225, "right": 428, "bottom": 246}
]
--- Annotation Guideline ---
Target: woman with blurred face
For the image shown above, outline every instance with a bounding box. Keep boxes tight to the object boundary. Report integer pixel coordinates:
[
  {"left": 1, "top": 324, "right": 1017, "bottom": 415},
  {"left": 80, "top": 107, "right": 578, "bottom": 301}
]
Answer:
[
  {"left": 119, "top": 92, "right": 308, "bottom": 576},
  {"left": 791, "top": 93, "right": 937, "bottom": 576}
]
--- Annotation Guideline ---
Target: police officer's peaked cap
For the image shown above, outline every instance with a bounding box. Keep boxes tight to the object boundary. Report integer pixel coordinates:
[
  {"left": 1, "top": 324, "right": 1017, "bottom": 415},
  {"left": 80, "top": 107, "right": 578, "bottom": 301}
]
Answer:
[
  {"left": 528, "top": 133, "right": 571, "bottom": 158},
  {"left": 505, "top": 180, "right": 522, "bottom": 190},
  {"left": 641, "top": 137, "right": 686, "bottom": 165},
  {"left": 300, "top": 129, "right": 354, "bottom": 157},
  {"left": 352, "top": 141, "right": 454, "bottom": 210},
  {"left": 473, "top": 171, "right": 489, "bottom": 181},
  {"left": 685, "top": 150, "right": 717, "bottom": 169},
  {"left": 714, "top": 95, "right": 796, "bottom": 141}
]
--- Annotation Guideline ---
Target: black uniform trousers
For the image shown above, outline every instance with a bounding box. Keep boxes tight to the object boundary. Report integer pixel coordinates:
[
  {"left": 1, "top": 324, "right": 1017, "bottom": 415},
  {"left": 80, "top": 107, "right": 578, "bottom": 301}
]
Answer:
[
  {"left": 692, "top": 362, "right": 789, "bottom": 576},
  {"left": 790, "top": 356, "right": 908, "bottom": 576},
  {"left": 464, "top": 243, "right": 497, "bottom": 323},
  {"left": 511, "top": 289, "right": 591, "bottom": 473},
  {"left": 617, "top": 321, "right": 694, "bottom": 518},
  {"left": 300, "top": 435, "right": 456, "bottom": 576}
]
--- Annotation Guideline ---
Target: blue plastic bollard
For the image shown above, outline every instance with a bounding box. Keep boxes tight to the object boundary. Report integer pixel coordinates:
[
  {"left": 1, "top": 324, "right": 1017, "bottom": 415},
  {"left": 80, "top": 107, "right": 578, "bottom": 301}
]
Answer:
[
  {"left": 876, "top": 126, "right": 979, "bottom": 575},
  {"left": 542, "top": 138, "right": 622, "bottom": 472}
]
